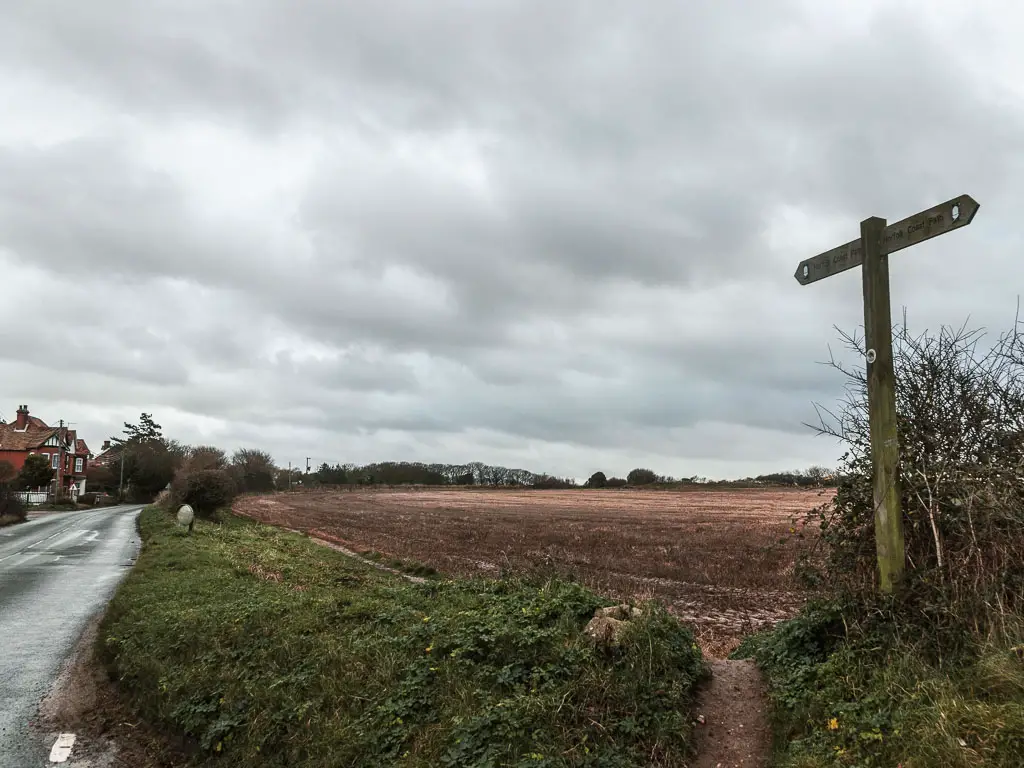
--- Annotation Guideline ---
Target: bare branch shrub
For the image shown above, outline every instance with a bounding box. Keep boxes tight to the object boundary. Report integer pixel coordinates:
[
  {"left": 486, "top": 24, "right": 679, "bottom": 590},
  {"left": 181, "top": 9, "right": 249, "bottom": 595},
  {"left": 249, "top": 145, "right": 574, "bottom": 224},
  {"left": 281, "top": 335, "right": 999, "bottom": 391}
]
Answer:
[{"left": 811, "top": 307, "right": 1024, "bottom": 630}]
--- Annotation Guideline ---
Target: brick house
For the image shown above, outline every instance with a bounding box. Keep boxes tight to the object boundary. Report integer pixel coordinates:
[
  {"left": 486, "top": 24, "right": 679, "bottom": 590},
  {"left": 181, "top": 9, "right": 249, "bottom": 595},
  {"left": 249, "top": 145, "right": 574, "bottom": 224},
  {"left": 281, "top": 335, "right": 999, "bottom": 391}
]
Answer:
[
  {"left": 91, "top": 439, "right": 121, "bottom": 469},
  {"left": 0, "top": 405, "right": 91, "bottom": 496}
]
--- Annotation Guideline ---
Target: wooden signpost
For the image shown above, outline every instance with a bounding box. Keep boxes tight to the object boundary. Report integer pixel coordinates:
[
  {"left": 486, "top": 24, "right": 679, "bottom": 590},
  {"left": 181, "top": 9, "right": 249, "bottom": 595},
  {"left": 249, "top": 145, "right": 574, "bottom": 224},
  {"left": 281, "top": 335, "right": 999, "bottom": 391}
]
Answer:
[{"left": 794, "top": 194, "right": 980, "bottom": 592}]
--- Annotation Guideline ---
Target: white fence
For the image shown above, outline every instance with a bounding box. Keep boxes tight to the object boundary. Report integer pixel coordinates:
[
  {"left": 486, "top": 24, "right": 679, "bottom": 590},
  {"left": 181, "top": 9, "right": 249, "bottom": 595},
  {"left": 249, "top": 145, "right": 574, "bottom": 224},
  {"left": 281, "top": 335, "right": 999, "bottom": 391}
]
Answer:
[{"left": 14, "top": 491, "right": 49, "bottom": 504}]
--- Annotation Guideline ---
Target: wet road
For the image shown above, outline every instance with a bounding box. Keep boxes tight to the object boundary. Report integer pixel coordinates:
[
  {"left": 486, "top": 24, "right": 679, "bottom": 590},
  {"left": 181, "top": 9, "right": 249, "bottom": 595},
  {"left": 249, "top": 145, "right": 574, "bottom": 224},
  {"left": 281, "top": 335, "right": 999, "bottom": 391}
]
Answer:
[{"left": 0, "top": 505, "right": 142, "bottom": 766}]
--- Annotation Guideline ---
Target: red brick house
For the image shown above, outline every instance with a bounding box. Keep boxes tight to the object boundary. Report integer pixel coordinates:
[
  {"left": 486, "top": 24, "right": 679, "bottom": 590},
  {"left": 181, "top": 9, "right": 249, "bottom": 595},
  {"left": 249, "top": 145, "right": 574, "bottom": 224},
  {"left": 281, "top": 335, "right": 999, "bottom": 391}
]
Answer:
[
  {"left": 0, "top": 405, "right": 91, "bottom": 496},
  {"left": 91, "top": 439, "right": 121, "bottom": 469}
]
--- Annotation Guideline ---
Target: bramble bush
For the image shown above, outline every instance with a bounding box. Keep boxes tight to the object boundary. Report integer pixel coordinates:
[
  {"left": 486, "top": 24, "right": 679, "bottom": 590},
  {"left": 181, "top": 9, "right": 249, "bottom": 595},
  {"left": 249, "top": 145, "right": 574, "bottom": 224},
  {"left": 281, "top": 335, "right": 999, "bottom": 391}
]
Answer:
[
  {"left": 169, "top": 469, "right": 237, "bottom": 519},
  {"left": 0, "top": 460, "right": 24, "bottom": 523},
  {"left": 808, "top": 312, "right": 1024, "bottom": 638},
  {"left": 0, "top": 485, "right": 25, "bottom": 523},
  {"left": 739, "top": 310, "right": 1024, "bottom": 767}
]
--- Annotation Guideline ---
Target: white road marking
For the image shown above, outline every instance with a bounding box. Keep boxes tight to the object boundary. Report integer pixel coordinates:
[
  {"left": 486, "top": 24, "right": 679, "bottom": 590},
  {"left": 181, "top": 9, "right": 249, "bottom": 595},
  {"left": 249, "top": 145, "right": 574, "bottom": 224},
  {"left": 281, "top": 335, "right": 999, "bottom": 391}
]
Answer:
[
  {"left": 34, "top": 529, "right": 77, "bottom": 547},
  {"left": 0, "top": 524, "right": 101, "bottom": 564},
  {"left": 0, "top": 526, "right": 78, "bottom": 563},
  {"left": 49, "top": 732, "right": 76, "bottom": 762},
  {"left": 49, "top": 531, "right": 89, "bottom": 549},
  {"left": 12, "top": 552, "right": 41, "bottom": 567}
]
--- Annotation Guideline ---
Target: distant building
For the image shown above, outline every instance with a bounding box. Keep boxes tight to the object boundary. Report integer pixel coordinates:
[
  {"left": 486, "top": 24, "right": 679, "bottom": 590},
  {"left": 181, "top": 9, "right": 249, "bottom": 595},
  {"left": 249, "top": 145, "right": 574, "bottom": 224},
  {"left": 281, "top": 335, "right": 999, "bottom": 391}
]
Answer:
[
  {"left": 0, "top": 404, "right": 91, "bottom": 496},
  {"left": 91, "top": 439, "right": 122, "bottom": 469}
]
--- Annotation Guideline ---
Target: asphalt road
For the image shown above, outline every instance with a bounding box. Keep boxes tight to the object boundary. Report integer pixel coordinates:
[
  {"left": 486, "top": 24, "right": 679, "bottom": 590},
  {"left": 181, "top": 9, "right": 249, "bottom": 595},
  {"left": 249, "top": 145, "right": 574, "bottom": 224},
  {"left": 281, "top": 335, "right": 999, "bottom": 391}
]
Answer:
[{"left": 0, "top": 505, "right": 142, "bottom": 766}]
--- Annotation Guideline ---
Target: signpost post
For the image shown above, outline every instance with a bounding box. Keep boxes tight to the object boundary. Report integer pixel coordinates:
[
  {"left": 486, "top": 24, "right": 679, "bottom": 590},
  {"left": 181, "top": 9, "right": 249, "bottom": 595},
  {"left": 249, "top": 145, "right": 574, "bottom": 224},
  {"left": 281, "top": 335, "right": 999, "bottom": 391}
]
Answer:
[{"left": 794, "top": 194, "right": 980, "bottom": 592}]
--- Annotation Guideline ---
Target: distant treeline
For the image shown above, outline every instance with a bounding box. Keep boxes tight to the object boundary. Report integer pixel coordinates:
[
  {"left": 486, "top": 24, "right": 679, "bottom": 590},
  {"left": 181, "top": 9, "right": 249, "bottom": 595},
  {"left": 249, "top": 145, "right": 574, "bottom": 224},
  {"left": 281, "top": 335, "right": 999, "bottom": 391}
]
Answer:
[
  {"left": 304, "top": 462, "right": 836, "bottom": 489},
  {"left": 309, "top": 461, "right": 576, "bottom": 488}
]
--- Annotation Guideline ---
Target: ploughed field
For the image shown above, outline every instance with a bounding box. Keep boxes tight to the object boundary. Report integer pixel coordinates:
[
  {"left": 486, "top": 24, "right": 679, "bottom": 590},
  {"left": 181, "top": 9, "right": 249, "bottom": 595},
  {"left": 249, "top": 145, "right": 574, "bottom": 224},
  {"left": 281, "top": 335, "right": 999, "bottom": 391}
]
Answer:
[{"left": 233, "top": 486, "right": 828, "bottom": 656}]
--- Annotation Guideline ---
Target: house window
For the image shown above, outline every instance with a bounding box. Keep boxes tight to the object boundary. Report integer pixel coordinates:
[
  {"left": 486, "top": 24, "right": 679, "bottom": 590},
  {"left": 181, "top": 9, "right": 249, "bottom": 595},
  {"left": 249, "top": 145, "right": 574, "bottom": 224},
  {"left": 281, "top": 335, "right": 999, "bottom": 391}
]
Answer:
[
  {"left": 75, "top": 458, "right": 83, "bottom": 473},
  {"left": 51, "top": 453, "right": 59, "bottom": 469}
]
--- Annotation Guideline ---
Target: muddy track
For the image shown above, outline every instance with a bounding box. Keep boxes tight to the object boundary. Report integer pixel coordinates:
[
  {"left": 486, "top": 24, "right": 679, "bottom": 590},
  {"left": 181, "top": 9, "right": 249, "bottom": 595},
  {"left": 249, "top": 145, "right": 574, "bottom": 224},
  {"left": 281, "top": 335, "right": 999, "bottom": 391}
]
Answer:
[{"left": 692, "top": 659, "right": 771, "bottom": 768}]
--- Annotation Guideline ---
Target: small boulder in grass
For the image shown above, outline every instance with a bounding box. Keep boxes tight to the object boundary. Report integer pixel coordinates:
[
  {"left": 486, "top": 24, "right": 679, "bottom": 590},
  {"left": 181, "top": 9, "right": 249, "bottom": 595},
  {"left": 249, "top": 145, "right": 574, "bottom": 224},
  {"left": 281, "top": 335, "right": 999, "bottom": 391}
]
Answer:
[
  {"left": 595, "top": 604, "right": 643, "bottom": 621},
  {"left": 584, "top": 603, "right": 643, "bottom": 646}
]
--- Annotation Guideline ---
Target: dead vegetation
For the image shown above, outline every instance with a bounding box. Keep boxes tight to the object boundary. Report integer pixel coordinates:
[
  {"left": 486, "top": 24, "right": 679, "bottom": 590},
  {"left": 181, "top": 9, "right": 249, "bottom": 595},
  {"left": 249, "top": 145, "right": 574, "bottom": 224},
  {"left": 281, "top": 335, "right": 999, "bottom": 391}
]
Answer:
[{"left": 234, "top": 486, "right": 826, "bottom": 657}]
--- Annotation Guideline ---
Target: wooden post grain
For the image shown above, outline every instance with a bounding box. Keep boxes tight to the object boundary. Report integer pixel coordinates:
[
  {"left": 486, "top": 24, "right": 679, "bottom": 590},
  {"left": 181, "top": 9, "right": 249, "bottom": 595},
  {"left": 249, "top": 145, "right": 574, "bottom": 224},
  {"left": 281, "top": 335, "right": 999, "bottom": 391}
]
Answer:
[{"left": 860, "top": 216, "right": 905, "bottom": 592}]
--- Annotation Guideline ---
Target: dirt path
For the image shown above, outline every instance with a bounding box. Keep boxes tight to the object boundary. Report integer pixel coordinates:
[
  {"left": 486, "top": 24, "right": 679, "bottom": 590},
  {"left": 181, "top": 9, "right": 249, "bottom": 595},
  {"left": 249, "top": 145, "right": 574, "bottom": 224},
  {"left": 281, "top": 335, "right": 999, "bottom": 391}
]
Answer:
[{"left": 691, "top": 659, "right": 771, "bottom": 768}]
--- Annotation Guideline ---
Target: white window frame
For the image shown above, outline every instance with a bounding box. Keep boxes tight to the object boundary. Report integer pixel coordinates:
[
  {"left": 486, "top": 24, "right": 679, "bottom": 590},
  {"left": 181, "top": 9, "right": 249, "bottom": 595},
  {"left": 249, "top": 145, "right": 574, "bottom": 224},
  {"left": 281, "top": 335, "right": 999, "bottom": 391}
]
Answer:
[
  {"left": 75, "top": 458, "right": 83, "bottom": 473},
  {"left": 51, "top": 452, "right": 59, "bottom": 469}
]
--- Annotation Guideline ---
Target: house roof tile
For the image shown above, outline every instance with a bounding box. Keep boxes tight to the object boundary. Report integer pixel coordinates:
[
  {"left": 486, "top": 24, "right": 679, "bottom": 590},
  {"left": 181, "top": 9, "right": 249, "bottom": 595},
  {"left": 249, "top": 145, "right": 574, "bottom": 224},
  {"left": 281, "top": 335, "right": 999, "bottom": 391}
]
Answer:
[
  {"left": 92, "top": 444, "right": 123, "bottom": 466},
  {"left": 0, "top": 423, "right": 59, "bottom": 452}
]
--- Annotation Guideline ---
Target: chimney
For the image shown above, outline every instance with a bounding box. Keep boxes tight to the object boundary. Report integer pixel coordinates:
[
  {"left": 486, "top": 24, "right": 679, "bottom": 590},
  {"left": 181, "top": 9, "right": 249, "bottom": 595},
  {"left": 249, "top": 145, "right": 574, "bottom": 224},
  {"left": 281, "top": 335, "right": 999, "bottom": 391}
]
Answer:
[
  {"left": 102, "top": 440, "right": 110, "bottom": 451},
  {"left": 15, "top": 405, "right": 28, "bottom": 430}
]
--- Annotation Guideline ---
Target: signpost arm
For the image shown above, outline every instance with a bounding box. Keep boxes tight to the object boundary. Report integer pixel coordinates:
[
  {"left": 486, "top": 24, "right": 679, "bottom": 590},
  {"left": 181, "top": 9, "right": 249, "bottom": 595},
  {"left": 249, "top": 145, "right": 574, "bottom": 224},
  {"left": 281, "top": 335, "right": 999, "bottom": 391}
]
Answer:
[{"left": 861, "top": 216, "right": 905, "bottom": 592}]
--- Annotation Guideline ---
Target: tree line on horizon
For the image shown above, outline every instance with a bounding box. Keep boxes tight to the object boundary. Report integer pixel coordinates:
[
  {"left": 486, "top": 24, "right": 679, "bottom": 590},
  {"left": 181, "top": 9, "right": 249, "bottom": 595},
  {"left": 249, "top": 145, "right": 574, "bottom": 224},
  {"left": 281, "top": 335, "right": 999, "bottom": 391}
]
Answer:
[
  {"left": 80, "top": 413, "right": 835, "bottom": 513},
  {"left": 309, "top": 461, "right": 836, "bottom": 489}
]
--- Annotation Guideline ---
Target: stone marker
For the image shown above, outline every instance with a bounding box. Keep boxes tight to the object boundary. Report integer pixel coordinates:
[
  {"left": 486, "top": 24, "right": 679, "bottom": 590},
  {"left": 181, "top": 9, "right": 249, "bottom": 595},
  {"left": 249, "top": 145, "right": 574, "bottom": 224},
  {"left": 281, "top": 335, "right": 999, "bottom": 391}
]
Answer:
[{"left": 177, "top": 504, "right": 195, "bottom": 533}]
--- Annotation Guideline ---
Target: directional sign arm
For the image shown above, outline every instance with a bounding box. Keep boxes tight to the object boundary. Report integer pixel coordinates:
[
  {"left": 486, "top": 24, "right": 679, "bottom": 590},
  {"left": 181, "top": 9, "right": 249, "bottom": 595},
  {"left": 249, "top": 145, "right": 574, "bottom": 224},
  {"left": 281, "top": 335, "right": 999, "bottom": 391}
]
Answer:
[
  {"left": 794, "top": 237, "right": 863, "bottom": 285},
  {"left": 794, "top": 194, "right": 980, "bottom": 286},
  {"left": 881, "top": 194, "right": 979, "bottom": 257}
]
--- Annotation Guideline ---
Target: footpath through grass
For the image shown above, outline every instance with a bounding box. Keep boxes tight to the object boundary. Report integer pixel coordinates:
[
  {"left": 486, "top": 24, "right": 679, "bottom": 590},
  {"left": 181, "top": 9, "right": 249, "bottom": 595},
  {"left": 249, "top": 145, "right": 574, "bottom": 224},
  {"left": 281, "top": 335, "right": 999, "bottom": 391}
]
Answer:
[{"left": 99, "top": 508, "right": 707, "bottom": 767}]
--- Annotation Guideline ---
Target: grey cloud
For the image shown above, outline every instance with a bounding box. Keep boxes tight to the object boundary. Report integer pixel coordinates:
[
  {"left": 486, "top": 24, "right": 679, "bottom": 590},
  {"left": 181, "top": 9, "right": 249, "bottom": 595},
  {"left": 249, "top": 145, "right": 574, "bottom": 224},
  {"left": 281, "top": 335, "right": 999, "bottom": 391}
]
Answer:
[
  {"left": 1, "top": 1, "right": 1021, "bottom": 479},
  {"left": 1, "top": 3, "right": 288, "bottom": 129}
]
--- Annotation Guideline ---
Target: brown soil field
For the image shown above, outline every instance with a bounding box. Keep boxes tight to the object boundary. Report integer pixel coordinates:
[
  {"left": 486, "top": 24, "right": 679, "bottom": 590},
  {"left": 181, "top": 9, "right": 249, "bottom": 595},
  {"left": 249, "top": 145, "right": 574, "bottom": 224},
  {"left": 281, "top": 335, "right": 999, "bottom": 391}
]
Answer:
[{"left": 233, "top": 486, "right": 831, "bottom": 657}]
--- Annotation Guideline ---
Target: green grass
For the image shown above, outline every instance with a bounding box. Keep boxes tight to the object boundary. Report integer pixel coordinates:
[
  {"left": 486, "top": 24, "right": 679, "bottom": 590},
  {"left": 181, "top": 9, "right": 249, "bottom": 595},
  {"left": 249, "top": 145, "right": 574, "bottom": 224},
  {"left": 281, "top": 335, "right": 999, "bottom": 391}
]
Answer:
[
  {"left": 99, "top": 508, "right": 708, "bottom": 767},
  {"left": 360, "top": 549, "right": 441, "bottom": 579},
  {"left": 732, "top": 599, "right": 1024, "bottom": 767}
]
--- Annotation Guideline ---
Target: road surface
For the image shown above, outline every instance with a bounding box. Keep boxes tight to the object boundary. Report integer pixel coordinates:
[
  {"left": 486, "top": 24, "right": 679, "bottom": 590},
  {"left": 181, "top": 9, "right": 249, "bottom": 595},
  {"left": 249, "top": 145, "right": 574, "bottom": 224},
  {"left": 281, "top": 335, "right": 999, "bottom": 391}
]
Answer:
[{"left": 0, "top": 505, "right": 142, "bottom": 766}]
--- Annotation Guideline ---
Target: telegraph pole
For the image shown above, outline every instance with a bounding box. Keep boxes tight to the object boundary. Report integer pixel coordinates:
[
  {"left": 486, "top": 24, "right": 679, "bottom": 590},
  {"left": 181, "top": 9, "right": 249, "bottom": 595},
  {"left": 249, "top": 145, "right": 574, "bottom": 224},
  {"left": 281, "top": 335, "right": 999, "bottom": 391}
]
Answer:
[
  {"left": 117, "top": 440, "right": 129, "bottom": 501},
  {"left": 53, "top": 419, "right": 64, "bottom": 502}
]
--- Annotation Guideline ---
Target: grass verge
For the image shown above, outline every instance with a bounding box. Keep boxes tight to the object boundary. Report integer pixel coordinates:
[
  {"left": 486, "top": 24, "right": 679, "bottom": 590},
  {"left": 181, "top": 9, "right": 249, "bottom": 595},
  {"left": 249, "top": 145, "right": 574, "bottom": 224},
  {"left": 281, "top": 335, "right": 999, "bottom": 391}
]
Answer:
[
  {"left": 0, "top": 513, "right": 24, "bottom": 527},
  {"left": 361, "top": 549, "right": 441, "bottom": 579},
  {"left": 732, "top": 598, "right": 1024, "bottom": 767},
  {"left": 99, "top": 507, "right": 707, "bottom": 767}
]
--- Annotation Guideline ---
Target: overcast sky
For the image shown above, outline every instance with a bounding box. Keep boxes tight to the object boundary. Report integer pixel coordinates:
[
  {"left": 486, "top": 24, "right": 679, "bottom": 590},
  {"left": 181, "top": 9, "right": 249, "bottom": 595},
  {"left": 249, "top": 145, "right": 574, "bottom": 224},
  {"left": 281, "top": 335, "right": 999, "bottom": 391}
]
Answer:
[{"left": 1, "top": 0, "right": 1021, "bottom": 481}]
